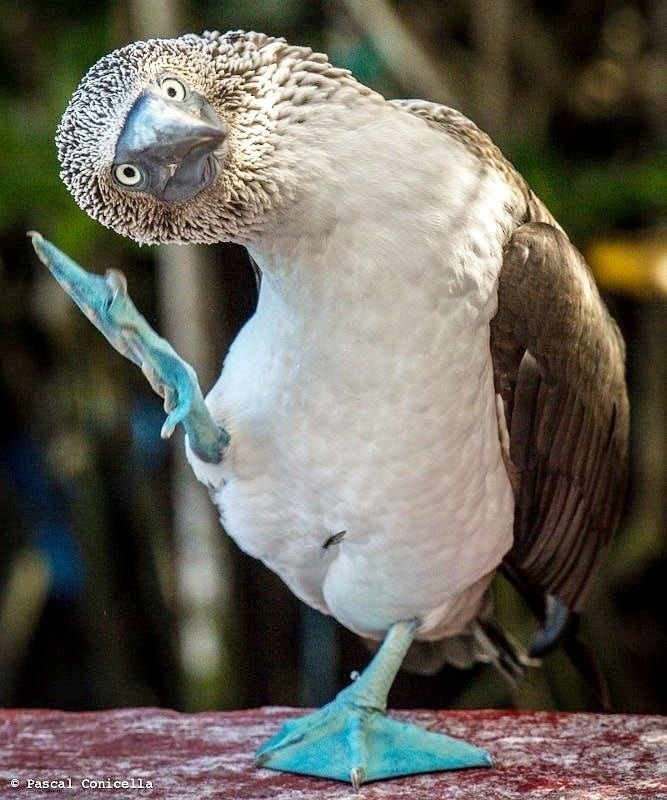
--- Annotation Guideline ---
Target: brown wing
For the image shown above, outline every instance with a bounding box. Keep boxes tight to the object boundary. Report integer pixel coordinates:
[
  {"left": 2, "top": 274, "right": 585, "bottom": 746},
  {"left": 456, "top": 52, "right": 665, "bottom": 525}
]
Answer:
[{"left": 491, "top": 219, "right": 629, "bottom": 613}]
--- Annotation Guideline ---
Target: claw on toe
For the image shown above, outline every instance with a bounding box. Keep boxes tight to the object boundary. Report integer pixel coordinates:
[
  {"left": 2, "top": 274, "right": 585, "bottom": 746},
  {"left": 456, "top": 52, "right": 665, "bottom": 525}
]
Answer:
[{"left": 350, "top": 767, "right": 365, "bottom": 791}]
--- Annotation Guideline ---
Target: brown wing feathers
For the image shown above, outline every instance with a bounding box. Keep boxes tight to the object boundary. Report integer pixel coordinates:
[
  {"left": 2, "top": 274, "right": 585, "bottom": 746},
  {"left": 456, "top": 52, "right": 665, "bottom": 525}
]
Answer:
[{"left": 492, "top": 222, "right": 629, "bottom": 614}]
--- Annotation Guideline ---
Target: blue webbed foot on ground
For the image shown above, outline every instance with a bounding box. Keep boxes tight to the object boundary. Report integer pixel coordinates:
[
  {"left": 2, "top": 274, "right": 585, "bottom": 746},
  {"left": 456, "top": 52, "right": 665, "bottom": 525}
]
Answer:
[
  {"left": 255, "top": 621, "right": 492, "bottom": 788},
  {"left": 255, "top": 689, "right": 492, "bottom": 788},
  {"left": 29, "top": 232, "right": 228, "bottom": 464}
]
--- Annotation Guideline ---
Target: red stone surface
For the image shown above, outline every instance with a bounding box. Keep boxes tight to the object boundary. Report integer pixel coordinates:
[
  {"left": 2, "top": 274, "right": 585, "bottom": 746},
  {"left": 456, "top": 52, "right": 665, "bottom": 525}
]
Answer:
[{"left": 1, "top": 707, "right": 665, "bottom": 799}]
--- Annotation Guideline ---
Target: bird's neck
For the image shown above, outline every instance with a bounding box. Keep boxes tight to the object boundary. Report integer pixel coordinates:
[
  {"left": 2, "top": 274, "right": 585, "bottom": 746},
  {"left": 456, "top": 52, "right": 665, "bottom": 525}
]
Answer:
[{"left": 245, "top": 100, "right": 515, "bottom": 324}]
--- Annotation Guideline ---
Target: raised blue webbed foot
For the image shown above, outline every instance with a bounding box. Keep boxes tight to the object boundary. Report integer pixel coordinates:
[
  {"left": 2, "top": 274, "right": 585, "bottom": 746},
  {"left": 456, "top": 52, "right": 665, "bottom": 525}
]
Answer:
[
  {"left": 29, "top": 232, "right": 228, "bottom": 464},
  {"left": 255, "top": 621, "right": 492, "bottom": 788}
]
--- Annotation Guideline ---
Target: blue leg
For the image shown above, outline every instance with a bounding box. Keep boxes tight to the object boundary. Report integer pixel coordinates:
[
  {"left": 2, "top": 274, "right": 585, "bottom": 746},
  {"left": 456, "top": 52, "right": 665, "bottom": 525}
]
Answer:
[
  {"left": 29, "top": 232, "right": 228, "bottom": 464},
  {"left": 256, "top": 620, "right": 492, "bottom": 788}
]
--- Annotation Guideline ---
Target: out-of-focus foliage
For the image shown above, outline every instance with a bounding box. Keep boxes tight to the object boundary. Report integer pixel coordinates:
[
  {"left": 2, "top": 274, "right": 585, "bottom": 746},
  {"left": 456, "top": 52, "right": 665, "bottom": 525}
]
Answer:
[
  {"left": 1, "top": 8, "right": 106, "bottom": 249},
  {"left": 0, "top": 0, "right": 665, "bottom": 716}
]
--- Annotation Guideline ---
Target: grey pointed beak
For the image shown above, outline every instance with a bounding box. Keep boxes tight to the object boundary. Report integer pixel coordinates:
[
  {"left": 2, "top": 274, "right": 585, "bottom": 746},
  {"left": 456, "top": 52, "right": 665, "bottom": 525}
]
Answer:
[{"left": 115, "top": 88, "right": 227, "bottom": 203}]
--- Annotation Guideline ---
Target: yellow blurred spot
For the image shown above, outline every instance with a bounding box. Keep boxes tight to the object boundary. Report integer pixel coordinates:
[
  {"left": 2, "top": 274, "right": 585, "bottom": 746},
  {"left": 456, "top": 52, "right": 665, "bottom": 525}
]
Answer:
[{"left": 586, "top": 236, "right": 667, "bottom": 298}]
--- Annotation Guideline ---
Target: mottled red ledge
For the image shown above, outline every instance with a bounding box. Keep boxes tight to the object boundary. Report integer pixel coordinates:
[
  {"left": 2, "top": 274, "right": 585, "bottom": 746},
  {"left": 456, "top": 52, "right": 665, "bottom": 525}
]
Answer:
[{"left": 1, "top": 707, "right": 666, "bottom": 799}]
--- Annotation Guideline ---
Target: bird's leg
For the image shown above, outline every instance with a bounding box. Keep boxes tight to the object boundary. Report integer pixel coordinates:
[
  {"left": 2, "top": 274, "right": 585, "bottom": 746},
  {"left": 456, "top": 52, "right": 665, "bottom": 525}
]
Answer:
[
  {"left": 255, "top": 619, "right": 492, "bottom": 787},
  {"left": 29, "top": 232, "right": 228, "bottom": 464}
]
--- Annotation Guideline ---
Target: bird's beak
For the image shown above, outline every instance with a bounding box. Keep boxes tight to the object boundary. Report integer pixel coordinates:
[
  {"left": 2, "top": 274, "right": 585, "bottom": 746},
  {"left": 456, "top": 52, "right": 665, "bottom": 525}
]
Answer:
[{"left": 115, "top": 88, "right": 227, "bottom": 203}]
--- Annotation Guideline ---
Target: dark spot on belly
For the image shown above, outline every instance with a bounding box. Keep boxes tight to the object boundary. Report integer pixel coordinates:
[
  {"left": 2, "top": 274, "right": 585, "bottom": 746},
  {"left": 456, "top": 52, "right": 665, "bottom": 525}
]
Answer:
[{"left": 322, "top": 530, "right": 346, "bottom": 550}]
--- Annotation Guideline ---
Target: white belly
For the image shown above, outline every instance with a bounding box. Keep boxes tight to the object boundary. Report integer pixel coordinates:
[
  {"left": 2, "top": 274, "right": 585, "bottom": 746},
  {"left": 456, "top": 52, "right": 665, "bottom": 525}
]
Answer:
[
  {"left": 189, "top": 268, "right": 514, "bottom": 641},
  {"left": 187, "top": 112, "right": 519, "bottom": 641}
]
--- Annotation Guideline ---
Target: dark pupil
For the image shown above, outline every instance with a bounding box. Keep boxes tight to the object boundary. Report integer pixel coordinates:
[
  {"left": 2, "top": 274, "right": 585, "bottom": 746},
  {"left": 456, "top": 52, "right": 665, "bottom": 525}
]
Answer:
[
  {"left": 123, "top": 167, "right": 136, "bottom": 178},
  {"left": 167, "top": 86, "right": 176, "bottom": 97}
]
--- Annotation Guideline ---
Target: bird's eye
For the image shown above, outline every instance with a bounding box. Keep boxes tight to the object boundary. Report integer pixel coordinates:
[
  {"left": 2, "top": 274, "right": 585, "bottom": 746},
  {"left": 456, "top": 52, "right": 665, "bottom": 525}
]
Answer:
[
  {"left": 113, "top": 163, "right": 143, "bottom": 187},
  {"left": 158, "top": 76, "right": 187, "bottom": 101}
]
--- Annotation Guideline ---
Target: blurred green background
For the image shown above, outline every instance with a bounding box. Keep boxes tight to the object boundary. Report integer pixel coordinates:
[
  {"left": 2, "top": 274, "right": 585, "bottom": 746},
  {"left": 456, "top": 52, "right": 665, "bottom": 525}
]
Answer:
[{"left": 1, "top": 0, "right": 665, "bottom": 716}]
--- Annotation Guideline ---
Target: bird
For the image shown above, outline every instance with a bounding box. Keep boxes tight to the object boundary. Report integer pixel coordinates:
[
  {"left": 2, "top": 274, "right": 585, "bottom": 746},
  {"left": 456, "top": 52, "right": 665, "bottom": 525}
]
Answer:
[{"left": 47, "top": 29, "right": 629, "bottom": 788}]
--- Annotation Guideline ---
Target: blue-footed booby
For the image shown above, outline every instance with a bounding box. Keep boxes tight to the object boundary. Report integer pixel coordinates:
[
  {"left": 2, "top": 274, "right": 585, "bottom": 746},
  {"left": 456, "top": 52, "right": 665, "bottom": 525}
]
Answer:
[{"left": 38, "top": 29, "right": 629, "bottom": 788}]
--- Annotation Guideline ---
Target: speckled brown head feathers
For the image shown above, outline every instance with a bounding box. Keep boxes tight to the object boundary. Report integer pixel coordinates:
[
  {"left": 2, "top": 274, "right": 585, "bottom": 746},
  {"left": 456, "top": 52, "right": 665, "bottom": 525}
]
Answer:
[{"left": 57, "top": 30, "right": 375, "bottom": 245}]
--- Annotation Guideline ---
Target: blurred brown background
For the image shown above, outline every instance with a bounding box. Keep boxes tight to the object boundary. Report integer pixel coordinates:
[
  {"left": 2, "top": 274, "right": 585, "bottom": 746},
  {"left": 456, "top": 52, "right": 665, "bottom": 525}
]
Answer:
[{"left": 0, "top": 0, "right": 665, "bottom": 716}]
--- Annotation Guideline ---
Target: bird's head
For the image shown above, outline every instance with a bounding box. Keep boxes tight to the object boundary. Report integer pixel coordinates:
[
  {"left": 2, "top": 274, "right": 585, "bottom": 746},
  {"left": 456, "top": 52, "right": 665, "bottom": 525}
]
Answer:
[{"left": 57, "top": 30, "right": 378, "bottom": 246}]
